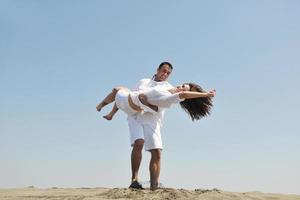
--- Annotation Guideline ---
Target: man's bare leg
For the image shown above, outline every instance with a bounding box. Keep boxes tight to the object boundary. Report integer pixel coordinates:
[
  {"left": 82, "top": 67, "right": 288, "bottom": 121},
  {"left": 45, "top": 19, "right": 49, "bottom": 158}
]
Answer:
[
  {"left": 103, "top": 103, "right": 119, "bottom": 120},
  {"left": 149, "top": 149, "right": 161, "bottom": 190},
  {"left": 96, "top": 88, "right": 119, "bottom": 112},
  {"left": 131, "top": 139, "right": 144, "bottom": 182}
]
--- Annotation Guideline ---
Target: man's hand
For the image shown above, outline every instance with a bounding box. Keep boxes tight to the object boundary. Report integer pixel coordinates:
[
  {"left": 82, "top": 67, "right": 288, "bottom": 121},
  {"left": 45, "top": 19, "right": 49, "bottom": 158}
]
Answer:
[
  {"left": 138, "top": 94, "right": 148, "bottom": 104},
  {"left": 138, "top": 94, "right": 158, "bottom": 112},
  {"left": 208, "top": 89, "right": 216, "bottom": 97}
]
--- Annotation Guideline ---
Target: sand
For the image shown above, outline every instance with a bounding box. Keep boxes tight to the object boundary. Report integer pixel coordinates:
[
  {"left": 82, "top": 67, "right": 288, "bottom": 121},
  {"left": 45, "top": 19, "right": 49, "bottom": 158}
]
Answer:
[{"left": 0, "top": 187, "right": 300, "bottom": 200}]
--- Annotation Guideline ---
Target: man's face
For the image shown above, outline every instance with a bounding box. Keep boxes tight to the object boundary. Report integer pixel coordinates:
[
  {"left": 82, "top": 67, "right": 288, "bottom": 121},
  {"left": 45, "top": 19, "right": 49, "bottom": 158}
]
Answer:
[{"left": 155, "top": 64, "right": 172, "bottom": 81}]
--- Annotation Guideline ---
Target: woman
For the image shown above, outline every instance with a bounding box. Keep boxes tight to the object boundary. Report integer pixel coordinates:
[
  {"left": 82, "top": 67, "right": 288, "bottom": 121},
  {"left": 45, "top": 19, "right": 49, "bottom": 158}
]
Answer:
[{"left": 96, "top": 83, "right": 216, "bottom": 121}]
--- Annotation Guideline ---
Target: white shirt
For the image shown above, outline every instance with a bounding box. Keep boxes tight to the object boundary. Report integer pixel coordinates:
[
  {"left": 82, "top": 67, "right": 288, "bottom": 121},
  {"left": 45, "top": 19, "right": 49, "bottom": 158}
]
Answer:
[
  {"left": 133, "top": 78, "right": 173, "bottom": 126},
  {"left": 133, "top": 78, "right": 173, "bottom": 92},
  {"left": 142, "top": 89, "right": 183, "bottom": 109},
  {"left": 130, "top": 88, "right": 183, "bottom": 114}
]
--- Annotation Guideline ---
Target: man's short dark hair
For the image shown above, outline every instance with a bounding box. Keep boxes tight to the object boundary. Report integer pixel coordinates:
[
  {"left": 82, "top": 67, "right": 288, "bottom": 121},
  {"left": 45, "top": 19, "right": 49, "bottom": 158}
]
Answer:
[{"left": 158, "top": 62, "right": 173, "bottom": 70}]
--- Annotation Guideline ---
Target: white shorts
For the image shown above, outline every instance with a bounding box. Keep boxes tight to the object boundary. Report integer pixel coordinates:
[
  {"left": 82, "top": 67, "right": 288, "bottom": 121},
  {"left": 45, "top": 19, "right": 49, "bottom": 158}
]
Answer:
[
  {"left": 127, "top": 116, "right": 163, "bottom": 151},
  {"left": 115, "top": 89, "right": 138, "bottom": 116}
]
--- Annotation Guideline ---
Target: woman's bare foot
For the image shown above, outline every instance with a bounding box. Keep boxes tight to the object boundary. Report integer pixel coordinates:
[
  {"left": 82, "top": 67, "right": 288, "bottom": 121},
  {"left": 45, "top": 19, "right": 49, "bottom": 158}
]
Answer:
[
  {"left": 103, "top": 114, "right": 113, "bottom": 120},
  {"left": 96, "top": 105, "right": 102, "bottom": 112},
  {"left": 96, "top": 102, "right": 107, "bottom": 112}
]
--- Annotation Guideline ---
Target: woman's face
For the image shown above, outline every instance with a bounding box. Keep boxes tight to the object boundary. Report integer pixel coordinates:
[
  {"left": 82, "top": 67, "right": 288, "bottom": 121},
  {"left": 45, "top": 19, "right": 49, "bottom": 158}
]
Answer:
[{"left": 176, "top": 84, "right": 190, "bottom": 91}]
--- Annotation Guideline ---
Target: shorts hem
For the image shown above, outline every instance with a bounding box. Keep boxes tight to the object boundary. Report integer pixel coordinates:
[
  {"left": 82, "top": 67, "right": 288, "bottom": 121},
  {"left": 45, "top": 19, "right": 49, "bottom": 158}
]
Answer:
[{"left": 145, "top": 147, "right": 163, "bottom": 152}]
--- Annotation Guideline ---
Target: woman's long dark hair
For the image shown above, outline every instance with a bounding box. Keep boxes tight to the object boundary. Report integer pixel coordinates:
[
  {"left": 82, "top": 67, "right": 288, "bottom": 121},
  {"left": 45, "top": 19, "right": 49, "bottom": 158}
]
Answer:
[{"left": 179, "top": 83, "right": 213, "bottom": 121}]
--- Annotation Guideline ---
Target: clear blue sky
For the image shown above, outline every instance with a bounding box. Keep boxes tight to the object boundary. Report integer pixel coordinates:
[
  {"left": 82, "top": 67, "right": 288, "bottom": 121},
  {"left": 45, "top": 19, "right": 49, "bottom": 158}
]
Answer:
[{"left": 1, "top": 0, "right": 300, "bottom": 194}]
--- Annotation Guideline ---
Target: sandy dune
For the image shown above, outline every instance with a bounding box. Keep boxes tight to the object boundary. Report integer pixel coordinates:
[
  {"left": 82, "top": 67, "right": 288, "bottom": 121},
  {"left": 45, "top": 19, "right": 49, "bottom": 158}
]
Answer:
[{"left": 1, "top": 187, "right": 300, "bottom": 200}]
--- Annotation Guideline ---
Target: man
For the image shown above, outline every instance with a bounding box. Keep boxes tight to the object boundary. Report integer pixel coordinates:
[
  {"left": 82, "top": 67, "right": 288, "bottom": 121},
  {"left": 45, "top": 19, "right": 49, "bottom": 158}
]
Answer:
[{"left": 128, "top": 62, "right": 173, "bottom": 190}]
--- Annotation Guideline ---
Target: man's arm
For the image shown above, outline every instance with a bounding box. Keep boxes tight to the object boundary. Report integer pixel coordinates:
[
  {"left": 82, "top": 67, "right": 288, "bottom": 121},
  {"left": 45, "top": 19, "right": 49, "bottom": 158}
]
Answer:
[{"left": 138, "top": 94, "right": 158, "bottom": 112}]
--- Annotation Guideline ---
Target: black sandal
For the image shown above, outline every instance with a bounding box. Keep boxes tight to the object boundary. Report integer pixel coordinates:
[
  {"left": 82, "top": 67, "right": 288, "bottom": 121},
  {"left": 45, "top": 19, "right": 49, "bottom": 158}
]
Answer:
[{"left": 129, "top": 181, "right": 144, "bottom": 190}]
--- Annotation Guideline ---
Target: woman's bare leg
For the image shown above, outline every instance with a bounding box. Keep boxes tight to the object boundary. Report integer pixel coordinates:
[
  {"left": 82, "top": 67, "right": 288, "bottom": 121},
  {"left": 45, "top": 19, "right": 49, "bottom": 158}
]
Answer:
[
  {"left": 96, "top": 88, "right": 119, "bottom": 112},
  {"left": 103, "top": 103, "right": 119, "bottom": 120}
]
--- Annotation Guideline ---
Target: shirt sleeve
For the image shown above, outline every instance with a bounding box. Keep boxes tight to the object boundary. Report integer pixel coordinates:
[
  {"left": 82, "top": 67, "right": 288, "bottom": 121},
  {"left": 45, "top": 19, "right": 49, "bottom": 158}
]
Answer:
[
  {"left": 133, "top": 79, "right": 148, "bottom": 91},
  {"left": 146, "top": 90, "right": 184, "bottom": 108},
  {"left": 165, "top": 82, "right": 174, "bottom": 90}
]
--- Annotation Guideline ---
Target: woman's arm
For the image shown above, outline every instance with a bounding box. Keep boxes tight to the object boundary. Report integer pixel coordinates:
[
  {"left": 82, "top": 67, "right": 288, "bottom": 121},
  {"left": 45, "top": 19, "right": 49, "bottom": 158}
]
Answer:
[{"left": 179, "top": 90, "right": 216, "bottom": 99}]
